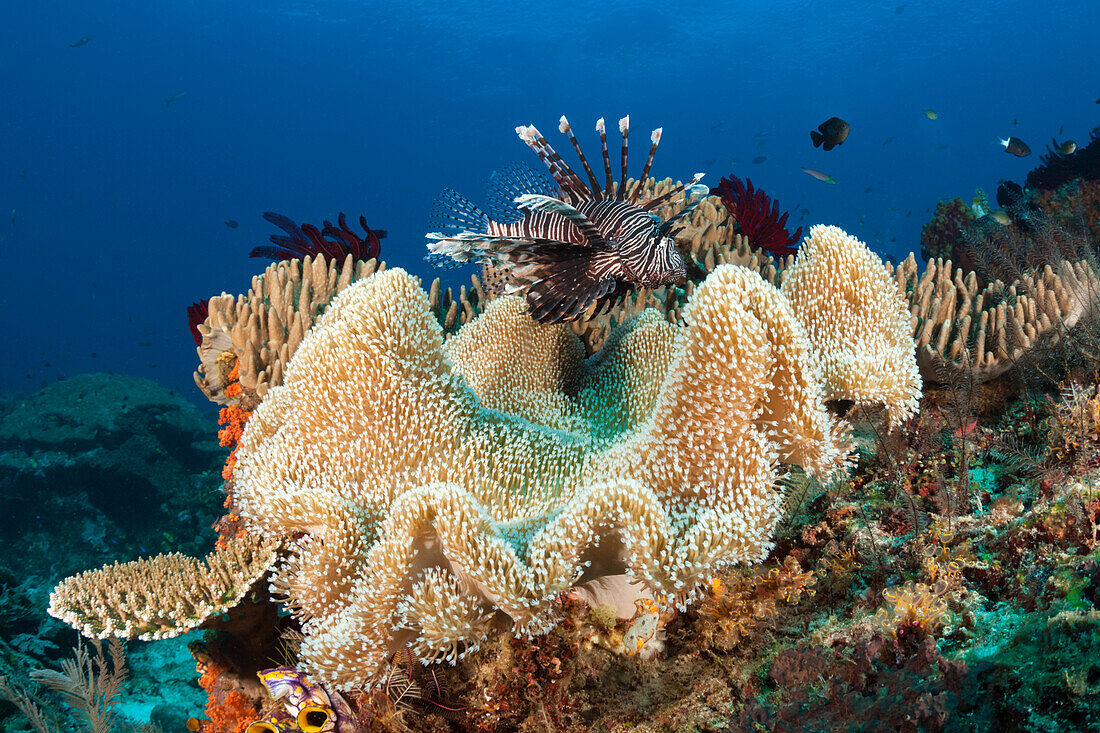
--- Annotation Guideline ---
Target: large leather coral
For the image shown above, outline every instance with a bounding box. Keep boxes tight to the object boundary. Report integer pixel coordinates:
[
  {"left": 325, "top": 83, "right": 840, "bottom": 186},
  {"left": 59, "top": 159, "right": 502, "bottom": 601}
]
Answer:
[{"left": 230, "top": 250, "right": 910, "bottom": 688}]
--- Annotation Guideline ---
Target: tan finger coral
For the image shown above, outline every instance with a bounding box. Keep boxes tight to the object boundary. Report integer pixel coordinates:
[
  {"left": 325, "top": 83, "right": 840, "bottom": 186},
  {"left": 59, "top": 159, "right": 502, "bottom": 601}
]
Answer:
[
  {"left": 782, "top": 224, "right": 923, "bottom": 427},
  {"left": 232, "top": 262, "right": 863, "bottom": 688},
  {"left": 193, "top": 254, "right": 491, "bottom": 406},
  {"left": 894, "top": 254, "right": 1098, "bottom": 383},
  {"left": 47, "top": 534, "right": 279, "bottom": 641}
]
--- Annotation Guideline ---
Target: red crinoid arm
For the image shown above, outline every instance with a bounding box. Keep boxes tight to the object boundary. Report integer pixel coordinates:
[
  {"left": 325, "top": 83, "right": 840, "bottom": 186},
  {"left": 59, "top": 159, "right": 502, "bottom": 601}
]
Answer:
[
  {"left": 711, "top": 175, "right": 801, "bottom": 257},
  {"left": 187, "top": 299, "right": 209, "bottom": 346},
  {"left": 252, "top": 211, "right": 386, "bottom": 262}
]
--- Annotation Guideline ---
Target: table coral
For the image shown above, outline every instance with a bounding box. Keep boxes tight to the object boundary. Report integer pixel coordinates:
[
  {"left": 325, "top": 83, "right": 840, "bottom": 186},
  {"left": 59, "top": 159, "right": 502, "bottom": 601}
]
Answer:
[
  {"left": 230, "top": 243, "right": 911, "bottom": 688},
  {"left": 47, "top": 533, "right": 278, "bottom": 641}
]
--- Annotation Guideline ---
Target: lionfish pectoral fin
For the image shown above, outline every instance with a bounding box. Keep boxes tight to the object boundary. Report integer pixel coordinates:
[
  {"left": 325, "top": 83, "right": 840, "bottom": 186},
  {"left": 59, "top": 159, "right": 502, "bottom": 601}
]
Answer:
[
  {"left": 426, "top": 232, "right": 567, "bottom": 269},
  {"left": 511, "top": 243, "right": 619, "bottom": 323},
  {"left": 514, "top": 194, "right": 608, "bottom": 248}
]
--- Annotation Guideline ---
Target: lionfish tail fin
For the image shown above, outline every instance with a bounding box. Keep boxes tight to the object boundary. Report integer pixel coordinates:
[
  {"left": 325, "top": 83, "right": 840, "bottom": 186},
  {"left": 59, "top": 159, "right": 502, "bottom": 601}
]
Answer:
[
  {"left": 484, "top": 163, "right": 560, "bottom": 224},
  {"left": 429, "top": 188, "right": 492, "bottom": 235},
  {"left": 425, "top": 231, "right": 506, "bottom": 269},
  {"left": 629, "top": 127, "right": 662, "bottom": 203},
  {"left": 516, "top": 124, "right": 591, "bottom": 201},
  {"left": 423, "top": 251, "right": 469, "bottom": 270},
  {"left": 510, "top": 244, "right": 619, "bottom": 323}
]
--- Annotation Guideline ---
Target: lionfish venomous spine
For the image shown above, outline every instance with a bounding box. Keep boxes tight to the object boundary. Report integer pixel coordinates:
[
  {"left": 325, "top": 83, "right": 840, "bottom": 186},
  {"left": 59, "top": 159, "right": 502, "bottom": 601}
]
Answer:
[{"left": 426, "top": 115, "right": 707, "bottom": 323}]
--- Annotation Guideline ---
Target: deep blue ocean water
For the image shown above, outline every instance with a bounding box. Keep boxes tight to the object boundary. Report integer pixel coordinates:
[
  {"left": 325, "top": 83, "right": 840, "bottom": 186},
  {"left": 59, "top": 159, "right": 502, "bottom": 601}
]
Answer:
[{"left": 1, "top": 0, "right": 1097, "bottom": 404}]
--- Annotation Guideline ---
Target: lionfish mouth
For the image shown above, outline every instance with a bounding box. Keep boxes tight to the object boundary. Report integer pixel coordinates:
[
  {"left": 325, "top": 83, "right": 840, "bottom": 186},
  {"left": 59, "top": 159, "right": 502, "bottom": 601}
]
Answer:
[{"left": 426, "top": 115, "right": 706, "bottom": 324}]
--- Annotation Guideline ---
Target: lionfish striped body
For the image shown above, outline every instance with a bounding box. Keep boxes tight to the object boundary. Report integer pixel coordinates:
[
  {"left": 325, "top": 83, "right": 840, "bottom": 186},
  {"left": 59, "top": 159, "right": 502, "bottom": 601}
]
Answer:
[{"left": 426, "top": 116, "right": 707, "bottom": 323}]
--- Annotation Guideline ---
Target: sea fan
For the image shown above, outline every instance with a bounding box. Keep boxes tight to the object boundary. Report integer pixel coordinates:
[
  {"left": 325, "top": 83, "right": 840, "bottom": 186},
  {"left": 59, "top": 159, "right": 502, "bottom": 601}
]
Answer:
[
  {"left": 251, "top": 211, "right": 386, "bottom": 262},
  {"left": 187, "top": 298, "right": 209, "bottom": 346},
  {"left": 711, "top": 175, "right": 802, "bottom": 257}
]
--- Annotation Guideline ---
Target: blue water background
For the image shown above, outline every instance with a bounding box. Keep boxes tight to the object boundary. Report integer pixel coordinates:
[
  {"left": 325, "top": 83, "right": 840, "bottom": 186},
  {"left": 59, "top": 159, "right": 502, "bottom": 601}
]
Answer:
[{"left": 1, "top": 0, "right": 1097, "bottom": 403}]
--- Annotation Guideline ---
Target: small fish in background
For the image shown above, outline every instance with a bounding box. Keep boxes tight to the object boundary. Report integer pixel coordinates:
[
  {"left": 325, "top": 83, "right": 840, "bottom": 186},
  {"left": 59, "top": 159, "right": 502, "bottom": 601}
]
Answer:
[
  {"left": 810, "top": 116, "right": 850, "bottom": 150},
  {"left": 1059, "top": 125, "right": 1065, "bottom": 135},
  {"left": 864, "top": 187, "right": 873, "bottom": 193},
  {"left": 801, "top": 167, "right": 836, "bottom": 184},
  {"left": 19, "top": 170, "right": 27, "bottom": 179},
  {"left": 9, "top": 209, "right": 14, "bottom": 224},
  {"left": 69, "top": 35, "right": 93, "bottom": 48},
  {"left": 1013, "top": 119, "right": 1019, "bottom": 126},
  {"left": 166, "top": 91, "right": 186, "bottom": 106},
  {"left": 1059, "top": 140, "right": 1077, "bottom": 155},
  {"left": 753, "top": 130, "right": 768, "bottom": 138},
  {"left": 907, "top": 210, "right": 913, "bottom": 216},
  {"left": 710, "top": 122, "right": 726, "bottom": 135},
  {"left": 990, "top": 210, "right": 1012, "bottom": 225},
  {"left": 922, "top": 109, "right": 938, "bottom": 120},
  {"left": 710, "top": 122, "right": 724, "bottom": 131},
  {"left": 934, "top": 144, "right": 949, "bottom": 151},
  {"left": 703, "top": 158, "right": 716, "bottom": 165},
  {"left": 756, "top": 138, "right": 768, "bottom": 147},
  {"left": 224, "top": 219, "right": 239, "bottom": 228},
  {"left": 1000, "top": 136, "right": 1031, "bottom": 157},
  {"left": 896, "top": 3, "right": 906, "bottom": 12},
  {"left": 752, "top": 155, "right": 767, "bottom": 164},
  {"left": 882, "top": 136, "right": 895, "bottom": 146},
  {"left": 729, "top": 157, "right": 742, "bottom": 163}
]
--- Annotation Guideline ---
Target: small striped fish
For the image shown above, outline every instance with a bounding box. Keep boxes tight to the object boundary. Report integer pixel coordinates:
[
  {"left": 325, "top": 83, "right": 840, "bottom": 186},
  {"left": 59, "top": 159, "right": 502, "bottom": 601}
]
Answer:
[{"left": 426, "top": 115, "right": 707, "bottom": 323}]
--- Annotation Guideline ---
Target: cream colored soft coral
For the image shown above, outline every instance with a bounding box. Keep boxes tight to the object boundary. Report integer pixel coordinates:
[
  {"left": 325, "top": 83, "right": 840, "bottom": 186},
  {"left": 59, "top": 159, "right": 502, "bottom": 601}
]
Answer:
[
  {"left": 782, "top": 224, "right": 922, "bottom": 427},
  {"left": 232, "top": 264, "right": 855, "bottom": 688}
]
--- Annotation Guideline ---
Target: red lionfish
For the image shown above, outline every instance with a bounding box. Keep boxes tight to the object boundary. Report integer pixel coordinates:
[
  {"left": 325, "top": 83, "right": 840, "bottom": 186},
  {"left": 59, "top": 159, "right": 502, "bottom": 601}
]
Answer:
[{"left": 426, "top": 116, "right": 708, "bottom": 323}]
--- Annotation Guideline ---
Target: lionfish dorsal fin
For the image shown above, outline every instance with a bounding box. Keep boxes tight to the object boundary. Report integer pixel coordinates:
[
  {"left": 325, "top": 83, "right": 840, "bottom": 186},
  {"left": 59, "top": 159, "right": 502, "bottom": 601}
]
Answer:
[
  {"left": 516, "top": 125, "right": 591, "bottom": 201},
  {"left": 629, "top": 128, "right": 662, "bottom": 204},
  {"left": 642, "top": 172, "right": 706, "bottom": 212},
  {"left": 514, "top": 193, "right": 608, "bottom": 248},
  {"left": 559, "top": 116, "right": 603, "bottom": 198},
  {"left": 596, "top": 118, "right": 614, "bottom": 200},
  {"left": 617, "top": 116, "right": 630, "bottom": 200}
]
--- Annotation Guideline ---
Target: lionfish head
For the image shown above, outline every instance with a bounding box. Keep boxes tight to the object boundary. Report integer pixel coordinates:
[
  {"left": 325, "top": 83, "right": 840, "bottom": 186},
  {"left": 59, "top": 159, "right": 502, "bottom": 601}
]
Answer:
[{"left": 634, "top": 231, "right": 687, "bottom": 287}]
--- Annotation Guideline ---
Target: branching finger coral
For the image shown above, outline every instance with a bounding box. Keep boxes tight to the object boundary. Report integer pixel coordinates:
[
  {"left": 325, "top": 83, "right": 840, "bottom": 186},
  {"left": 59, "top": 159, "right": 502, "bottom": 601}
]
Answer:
[
  {"left": 193, "top": 254, "right": 492, "bottom": 406},
  {"left": 895, "top": 254, "right": 1098, "bottom": 383}
]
